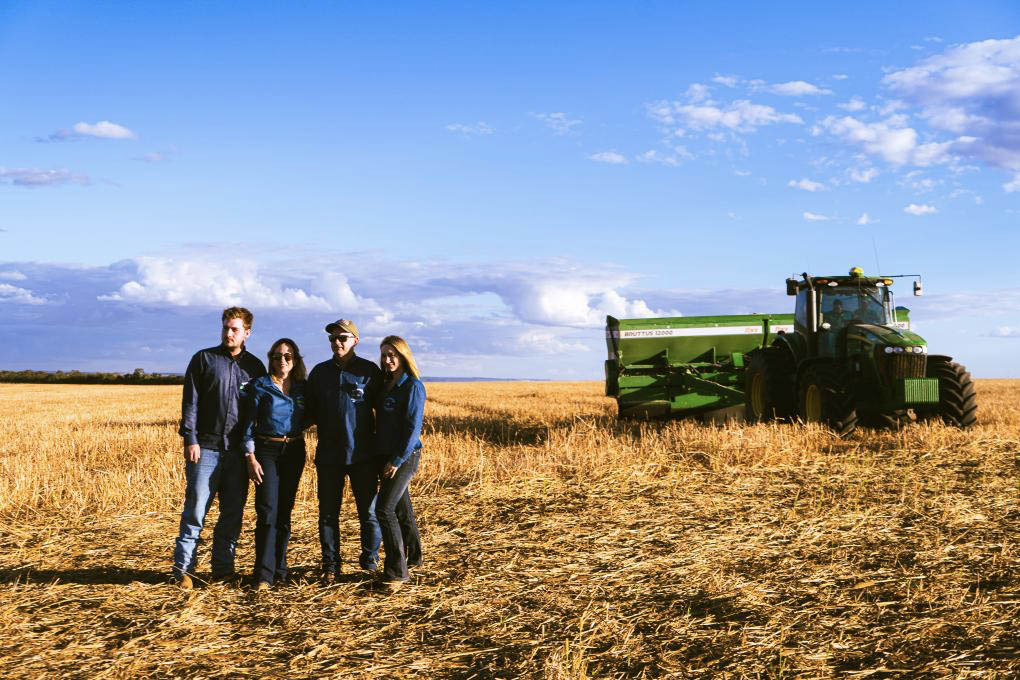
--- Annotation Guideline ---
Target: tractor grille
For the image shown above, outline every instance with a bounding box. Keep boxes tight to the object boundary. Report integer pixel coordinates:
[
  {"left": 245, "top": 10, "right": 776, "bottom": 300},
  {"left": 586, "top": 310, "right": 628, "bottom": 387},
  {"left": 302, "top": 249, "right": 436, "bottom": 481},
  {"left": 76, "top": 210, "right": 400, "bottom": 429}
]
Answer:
[{"left": 881, "top": 353, "right": 927, "bottom": 380}]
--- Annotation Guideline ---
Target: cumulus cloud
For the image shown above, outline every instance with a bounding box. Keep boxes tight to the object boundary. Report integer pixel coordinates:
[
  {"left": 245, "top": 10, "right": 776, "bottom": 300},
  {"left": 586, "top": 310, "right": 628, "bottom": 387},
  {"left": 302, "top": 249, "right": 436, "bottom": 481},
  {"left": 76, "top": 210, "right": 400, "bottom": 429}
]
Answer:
[
  {"left": 818, "top": 115, "right": 953, "bottom": 166},
  {"left": 711, "top": 75, "right": 740, "bottom": 88},
  {"left": 0, "top": 167, "right": 90, "bottom": 187},
  {"left": 649, "top": 98, "right": 802, "bottom": 133},
  {"left": 803, "top": 211, "right": 830, "bottom": 221},
  {"left": 445, "top": 122, "right": 493, "bottom": 136},
  {"left": 636, "top": 148, "right": 692, "bottom": 166},
  {"left": 839, "top": 97, "right": 867, "bottom": 111},
  {"left": 882, "top": 35, "right": 1020, "bottom": 174},
  {"left": 531, "top": 112, "right": 582, "bottom": 135},
  {"left": 903, "top": 203, "right": 937, "bottom": 215},
  {"left": 788, "top": 178, "right": 826, "bottom": 191},
  {"left": 856, "top": 213, "right": 874, "bottom": 225},
  {"left": 848, "top": 167, "right": 879, "bottom": 183},
  {"left": 588, "top": 151, "right": 628, "bottom": 164},
  {"left": 0, "top": 270, "right": 27, "bottom": 281},
  {"left": 0, "top": 283, "right": 48, "bottom": 305},
  {"left": 767, "top": 80, "right": 832, "bottom": 96},
  {"left": 1004, "top": 174, "right": 1020, "bottom": 192},
  {"left": 42, "top": 120, "right": 136, "bottom": 141},
  {"left": 989, "top": 326, "right": 1020, "bottom": 338}
]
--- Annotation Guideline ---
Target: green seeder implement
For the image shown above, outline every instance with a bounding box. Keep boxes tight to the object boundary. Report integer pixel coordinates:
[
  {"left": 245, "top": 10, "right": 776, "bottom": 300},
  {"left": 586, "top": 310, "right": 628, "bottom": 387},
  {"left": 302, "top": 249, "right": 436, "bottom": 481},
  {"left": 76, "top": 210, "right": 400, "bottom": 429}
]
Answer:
[{"left": 605, "top": 268, "right": 977, "bottom": 435}]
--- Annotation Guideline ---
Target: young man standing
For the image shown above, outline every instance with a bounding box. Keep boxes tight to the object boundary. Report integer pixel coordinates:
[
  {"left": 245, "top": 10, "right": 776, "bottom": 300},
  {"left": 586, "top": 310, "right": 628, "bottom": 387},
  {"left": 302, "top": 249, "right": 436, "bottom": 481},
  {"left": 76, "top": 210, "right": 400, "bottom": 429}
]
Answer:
[
  {"left": 174, "top": 306, "right": 266, "bottom": 588},
  {"left": 304, "top": 319, "right": 382, "bottom": 583}
]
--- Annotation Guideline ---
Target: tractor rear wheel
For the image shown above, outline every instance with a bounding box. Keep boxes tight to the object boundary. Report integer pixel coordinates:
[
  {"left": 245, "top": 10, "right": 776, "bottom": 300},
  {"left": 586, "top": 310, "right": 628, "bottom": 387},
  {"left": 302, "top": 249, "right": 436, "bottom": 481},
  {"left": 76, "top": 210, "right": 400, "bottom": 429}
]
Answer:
[
  {"left": 917, "top": 358, "right": 977, "bottom": 428},
  {"left": 797, "top": 363, "right": 857, "bottom": 437},
  {"left": 744, "top": 348, "right": 795, "bottom": 422}
]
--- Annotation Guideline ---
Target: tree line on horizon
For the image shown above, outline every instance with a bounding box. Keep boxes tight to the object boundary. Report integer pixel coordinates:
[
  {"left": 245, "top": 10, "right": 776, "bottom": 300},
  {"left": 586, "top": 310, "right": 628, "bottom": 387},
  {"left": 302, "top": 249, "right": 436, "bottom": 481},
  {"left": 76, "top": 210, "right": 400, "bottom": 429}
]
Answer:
[{"left": 0, "top": 369, "right": 184, "bottom": 385}]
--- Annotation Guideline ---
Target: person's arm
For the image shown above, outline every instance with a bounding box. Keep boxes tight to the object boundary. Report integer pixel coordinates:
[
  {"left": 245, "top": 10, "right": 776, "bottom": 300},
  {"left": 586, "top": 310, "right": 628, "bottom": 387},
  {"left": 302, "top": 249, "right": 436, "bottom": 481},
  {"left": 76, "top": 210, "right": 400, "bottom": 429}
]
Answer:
[
  {"left": 302, "top": 367, "right": 318, "bottom": 430},
  {"left": 179, "top": 353, "right": 202, "bottom": 463},
  {"left": 383, "top": 381, "right": 426, "bottom": 477}
]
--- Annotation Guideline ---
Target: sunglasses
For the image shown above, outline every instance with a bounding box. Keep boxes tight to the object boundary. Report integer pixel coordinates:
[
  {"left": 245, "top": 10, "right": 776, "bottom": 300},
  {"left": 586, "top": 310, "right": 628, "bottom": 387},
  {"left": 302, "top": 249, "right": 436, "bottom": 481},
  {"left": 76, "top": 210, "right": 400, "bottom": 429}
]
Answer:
[
  {"left": 329, "top": 334, "right": 355, "bottom": 343},
  {"left": 270, "top": 352, "right": 294, "bottom": 362}
]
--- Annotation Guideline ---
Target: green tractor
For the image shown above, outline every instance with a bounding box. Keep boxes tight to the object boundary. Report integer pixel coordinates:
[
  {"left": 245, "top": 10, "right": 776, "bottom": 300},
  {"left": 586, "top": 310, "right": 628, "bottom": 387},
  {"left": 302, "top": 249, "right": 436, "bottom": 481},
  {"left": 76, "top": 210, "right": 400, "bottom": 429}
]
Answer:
[{"left": 745, "top": 268, "right": 977, "bottom": 435}]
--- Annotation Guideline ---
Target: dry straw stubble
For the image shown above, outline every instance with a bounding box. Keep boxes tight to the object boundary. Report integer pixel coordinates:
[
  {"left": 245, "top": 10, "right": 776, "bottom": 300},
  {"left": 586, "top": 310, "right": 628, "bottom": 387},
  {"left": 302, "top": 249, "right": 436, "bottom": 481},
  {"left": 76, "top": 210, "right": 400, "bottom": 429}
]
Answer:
[{"left": 0, "top": 380, "right": 1017, "bottom": 678}]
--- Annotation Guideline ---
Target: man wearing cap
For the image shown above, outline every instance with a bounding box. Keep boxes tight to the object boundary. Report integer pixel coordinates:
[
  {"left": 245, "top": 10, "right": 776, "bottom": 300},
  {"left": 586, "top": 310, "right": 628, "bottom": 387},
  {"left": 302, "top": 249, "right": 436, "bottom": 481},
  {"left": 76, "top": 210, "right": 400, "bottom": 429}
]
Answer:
[
  {"left": 174, "top": 306, "right": 266, "bottom": 588},
  {"left": 304, "top": 319, "right": 383, "bottom": 582}
]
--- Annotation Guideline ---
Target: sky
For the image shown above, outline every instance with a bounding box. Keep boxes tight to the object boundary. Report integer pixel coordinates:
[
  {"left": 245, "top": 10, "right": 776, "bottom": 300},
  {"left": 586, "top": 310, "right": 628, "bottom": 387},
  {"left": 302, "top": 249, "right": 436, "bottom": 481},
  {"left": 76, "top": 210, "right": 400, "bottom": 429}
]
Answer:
[{"left": 2, "top": 1, "right": 1019, "bottom": 378}]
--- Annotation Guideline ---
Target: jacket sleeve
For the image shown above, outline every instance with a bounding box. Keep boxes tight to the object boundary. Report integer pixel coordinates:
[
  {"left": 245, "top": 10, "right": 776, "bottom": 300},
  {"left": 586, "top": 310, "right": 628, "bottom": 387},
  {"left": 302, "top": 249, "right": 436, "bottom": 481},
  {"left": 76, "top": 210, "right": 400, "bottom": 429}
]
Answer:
[
  {"left": 179, "top": 352, "right": 202, "bottom": 446},
  {"left": 390, "top": 381, "right": 426, "bottom": 468},
  {"left": 240, "top": 380, "right": 259, "bottom": 454}
]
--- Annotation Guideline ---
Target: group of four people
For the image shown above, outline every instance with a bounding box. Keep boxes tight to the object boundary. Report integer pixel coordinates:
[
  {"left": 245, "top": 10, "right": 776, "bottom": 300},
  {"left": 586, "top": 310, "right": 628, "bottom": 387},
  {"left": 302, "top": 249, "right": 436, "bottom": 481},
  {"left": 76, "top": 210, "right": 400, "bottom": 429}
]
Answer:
[{"left": 172, "top": 307, "right": 426, "bottom": 593}]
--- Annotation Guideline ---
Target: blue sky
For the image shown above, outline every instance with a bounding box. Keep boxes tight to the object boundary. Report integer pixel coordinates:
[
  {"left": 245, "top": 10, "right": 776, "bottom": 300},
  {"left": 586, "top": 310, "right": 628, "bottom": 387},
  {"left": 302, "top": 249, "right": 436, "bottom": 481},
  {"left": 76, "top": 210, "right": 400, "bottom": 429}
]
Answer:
[{"left": 2, "top": 1, "right": 1019, "bottom": 378}]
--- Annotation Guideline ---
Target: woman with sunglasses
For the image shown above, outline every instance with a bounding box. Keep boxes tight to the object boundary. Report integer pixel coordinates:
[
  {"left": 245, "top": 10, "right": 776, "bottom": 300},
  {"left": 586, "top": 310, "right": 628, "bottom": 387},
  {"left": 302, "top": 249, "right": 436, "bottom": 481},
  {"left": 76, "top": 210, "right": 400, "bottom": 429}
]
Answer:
[
  {"left": 375, "top": 335, "right": 425, "bottom": 592},
  {"left": 240, "top": 338, "right": 308, "bottom": 590}
]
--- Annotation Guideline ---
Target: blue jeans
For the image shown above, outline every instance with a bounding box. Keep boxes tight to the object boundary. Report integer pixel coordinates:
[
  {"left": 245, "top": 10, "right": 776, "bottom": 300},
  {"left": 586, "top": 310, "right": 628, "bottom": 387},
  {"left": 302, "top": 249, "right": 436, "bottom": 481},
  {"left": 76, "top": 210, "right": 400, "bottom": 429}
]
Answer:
[
  {"left": 253, "top": 439, "right": 306, "bottom": 585},
  {"left": 376, "top": 450, "right": 421, "bottom": 582},
  {"left": 173, "top": 447, "right": 249, "bottom": 578},
  {"left": 316, "top": 459, "right": 380, "bottom": 573}
]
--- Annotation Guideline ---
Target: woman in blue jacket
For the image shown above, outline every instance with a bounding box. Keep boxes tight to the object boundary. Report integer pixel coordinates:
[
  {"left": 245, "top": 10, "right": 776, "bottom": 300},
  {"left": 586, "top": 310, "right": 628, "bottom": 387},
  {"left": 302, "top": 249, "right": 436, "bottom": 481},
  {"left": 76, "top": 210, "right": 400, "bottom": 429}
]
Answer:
[
  {"left": 375, "top": 335, "right": 425, "bottom": 590},
  {"left": 241, "top": 337, "right": 308, "bottom": 590}
]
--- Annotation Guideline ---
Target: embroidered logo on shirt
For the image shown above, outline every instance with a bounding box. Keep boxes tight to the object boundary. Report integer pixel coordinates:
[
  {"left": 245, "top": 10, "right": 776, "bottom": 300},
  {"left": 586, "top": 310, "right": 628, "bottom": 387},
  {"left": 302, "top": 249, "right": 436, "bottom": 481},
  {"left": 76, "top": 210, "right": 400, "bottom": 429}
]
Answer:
[{"left": 383, "top": 395, "right": 397, "bottom": 412}]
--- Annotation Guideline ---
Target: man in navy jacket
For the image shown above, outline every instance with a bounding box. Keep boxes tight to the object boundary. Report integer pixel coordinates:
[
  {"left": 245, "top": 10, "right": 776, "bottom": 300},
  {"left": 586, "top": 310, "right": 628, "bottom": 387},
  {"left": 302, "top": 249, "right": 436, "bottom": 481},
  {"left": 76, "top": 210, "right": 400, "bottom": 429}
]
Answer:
[
  {"left": 305, "top": 318, "right": 383, "bottom": 582},
  {"left": 173, "top": 306, "right": 266, "bottom": 588}
]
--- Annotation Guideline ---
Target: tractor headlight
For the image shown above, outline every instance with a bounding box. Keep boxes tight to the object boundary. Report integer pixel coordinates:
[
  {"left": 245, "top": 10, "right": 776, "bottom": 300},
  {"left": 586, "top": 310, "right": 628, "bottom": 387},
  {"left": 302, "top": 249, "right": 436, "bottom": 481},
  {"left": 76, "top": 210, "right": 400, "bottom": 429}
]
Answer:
[
  {"left": 884, "top": 346, "right": 895, "bottom": 354},
  {"left": 893, "top": 347, "right": 904, "bottom": 353}
]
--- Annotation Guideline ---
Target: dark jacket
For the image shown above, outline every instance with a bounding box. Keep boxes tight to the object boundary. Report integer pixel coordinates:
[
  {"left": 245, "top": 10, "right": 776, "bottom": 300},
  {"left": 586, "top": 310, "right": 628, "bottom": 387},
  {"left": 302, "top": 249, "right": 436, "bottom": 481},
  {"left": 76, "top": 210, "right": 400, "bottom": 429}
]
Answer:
[
  {"left": 240, "top": 375, "right": 306, "bottom": 453},
  {"left": 305, "top": 354, "right": 382, "bottom": 465},
  {"left": 376, "top": 372, "right": 426, "bottom": 468},
  {"left": 179, "top": 345, "right": 267, "bottom": 451}
]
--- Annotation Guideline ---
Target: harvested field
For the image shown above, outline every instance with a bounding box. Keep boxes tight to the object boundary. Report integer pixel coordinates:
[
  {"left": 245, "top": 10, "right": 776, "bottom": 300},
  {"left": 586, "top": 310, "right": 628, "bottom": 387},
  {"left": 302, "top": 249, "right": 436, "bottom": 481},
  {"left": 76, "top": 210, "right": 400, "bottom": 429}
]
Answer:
[{"left": 0, "top": 380, "right": 1017, "bottom": 678}]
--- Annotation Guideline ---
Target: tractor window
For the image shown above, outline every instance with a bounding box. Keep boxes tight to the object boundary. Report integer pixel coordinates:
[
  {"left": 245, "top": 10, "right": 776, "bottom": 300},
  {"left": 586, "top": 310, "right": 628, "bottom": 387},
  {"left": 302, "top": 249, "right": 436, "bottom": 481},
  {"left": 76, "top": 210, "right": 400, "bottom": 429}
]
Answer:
[
  {"left": 822, "top": 288, "right": 890, "bottom": 325},
  {"left": 795, "top": 290, "right": 809, "bottom": 329}
]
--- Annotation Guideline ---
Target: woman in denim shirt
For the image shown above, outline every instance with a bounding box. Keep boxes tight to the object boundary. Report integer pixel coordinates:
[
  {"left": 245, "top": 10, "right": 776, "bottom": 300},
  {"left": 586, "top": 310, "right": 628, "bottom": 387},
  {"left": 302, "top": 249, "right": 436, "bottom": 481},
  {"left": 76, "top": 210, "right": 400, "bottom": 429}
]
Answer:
[
  {"left": 375, "top": 335, "right": 425, "bottom": 591},
  {"left": 240, "top": 337, "right": 308, "bottom": 590}
]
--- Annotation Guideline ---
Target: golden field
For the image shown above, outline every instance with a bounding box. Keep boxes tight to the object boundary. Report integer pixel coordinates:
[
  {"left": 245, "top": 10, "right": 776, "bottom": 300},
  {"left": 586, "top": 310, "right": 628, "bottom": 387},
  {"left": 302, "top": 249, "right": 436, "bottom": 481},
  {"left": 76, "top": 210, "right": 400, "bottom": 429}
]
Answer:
[{"left": 0, "top": 381, "right": 1017, "bottom": 678}]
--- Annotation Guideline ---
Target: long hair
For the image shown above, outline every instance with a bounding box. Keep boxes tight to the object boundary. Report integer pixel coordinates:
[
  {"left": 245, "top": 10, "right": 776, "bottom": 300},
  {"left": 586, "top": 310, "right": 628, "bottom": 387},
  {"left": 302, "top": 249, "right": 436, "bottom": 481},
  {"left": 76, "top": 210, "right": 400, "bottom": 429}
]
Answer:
[
  {"left": 380, "top": 335, "right": 420, "bottom": 380},
  {"left": 268, "top": 337, "right": 307, "bottom": 382}
]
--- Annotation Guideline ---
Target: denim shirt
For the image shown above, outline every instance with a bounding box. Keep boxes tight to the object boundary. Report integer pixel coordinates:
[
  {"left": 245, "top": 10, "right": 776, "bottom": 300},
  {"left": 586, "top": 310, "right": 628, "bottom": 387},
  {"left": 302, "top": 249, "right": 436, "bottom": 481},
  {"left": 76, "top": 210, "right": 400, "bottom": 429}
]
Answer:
[
  {"left": 375, "top": 372, "right": 426, "bottom": 468},
  {"left": 240, "top": 375, "right": 306, "bottom": 453},
  {"left": 179, "top": 345, "right": 267, "bottom": 452},
  {"left": 305, "top": 354, "right": 382, "bottom": 465}
]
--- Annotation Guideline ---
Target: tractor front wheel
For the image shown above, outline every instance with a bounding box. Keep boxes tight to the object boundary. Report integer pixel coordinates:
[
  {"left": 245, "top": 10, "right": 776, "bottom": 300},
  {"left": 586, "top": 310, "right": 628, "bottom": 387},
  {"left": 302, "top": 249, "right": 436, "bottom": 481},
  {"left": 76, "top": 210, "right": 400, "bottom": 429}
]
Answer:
[
  {"left": 797, "top": 364, "right": 857, "bottom": 437},
  {"left": 918, "top": 358, "right": 977, "bottom": 428}
]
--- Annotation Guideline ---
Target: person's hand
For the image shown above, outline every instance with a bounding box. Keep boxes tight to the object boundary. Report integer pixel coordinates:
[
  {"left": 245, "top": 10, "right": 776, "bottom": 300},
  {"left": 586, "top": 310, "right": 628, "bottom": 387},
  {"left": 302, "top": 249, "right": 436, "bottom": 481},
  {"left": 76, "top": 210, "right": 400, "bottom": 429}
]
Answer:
[
  {"left": 184, "top": 444, "right": 201, "bottom": 463},
  {"left": 381, "top": 462, "right": 398, "bottom": 479},
  {"left": 247, "top": 455, "right": 264, "bottom": 485}
]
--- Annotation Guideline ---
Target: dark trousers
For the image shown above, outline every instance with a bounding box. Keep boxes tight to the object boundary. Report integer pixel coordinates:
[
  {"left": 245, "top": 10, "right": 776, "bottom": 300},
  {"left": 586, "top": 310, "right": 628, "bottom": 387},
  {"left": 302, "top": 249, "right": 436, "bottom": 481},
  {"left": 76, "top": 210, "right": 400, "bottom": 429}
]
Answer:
[
  {"left": 377, "top": 450, "right": 421, "bottom": 582},
  {"left": 316, "top": 459, "right": 381, "bottom": 573},
  {"left": 253, "top": 439, "right": 306, "bottom": 584}
]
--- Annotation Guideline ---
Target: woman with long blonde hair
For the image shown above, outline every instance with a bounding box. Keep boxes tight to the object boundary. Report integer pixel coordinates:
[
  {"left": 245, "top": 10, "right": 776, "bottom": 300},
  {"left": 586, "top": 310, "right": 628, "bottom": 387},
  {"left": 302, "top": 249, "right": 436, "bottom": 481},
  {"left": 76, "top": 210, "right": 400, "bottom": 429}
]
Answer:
[{"left": 374, "top": 335, "right": 424, "bottom": 591}]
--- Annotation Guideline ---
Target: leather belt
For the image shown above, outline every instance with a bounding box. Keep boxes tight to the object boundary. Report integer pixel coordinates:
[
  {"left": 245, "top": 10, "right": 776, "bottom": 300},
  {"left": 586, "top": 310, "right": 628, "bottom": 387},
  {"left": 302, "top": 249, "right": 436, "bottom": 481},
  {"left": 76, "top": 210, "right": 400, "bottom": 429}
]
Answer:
[{"left": 256, "top": 435, "right": 294, "bottom": 443}]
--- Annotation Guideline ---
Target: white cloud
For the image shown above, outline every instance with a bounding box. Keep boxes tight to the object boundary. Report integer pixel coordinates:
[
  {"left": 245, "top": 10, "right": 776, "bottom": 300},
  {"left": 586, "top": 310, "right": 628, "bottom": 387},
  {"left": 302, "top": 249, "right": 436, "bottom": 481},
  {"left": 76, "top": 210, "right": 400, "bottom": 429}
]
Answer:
[
  {"left": 445, "top": 122, "right": 493, "bottom": 136},
  {"left": 0, "top": 270, "right": 27, "bottom": 281},
  {"left": 848, "top": 167, "right": 878, "bottom": 183},
  {"left": 903, "top": 203, "right": 937, "bottom": 215},
  {"left": 636, "top": 148, "right": 692, "bottom": 166},
  {"left": 856, "top": 213, "right": 874, "bottom": 225},
  {"left": 98, "top": 256, "right": 384, "bottom": 313},
  {"left": 73, "top": 121, "right": 136, "bottom": 139},
  {"left": 1004, "top": 174, "right": 1020, "bottom": 192},
  {"left": 989, "top": 326, "right": 1020, "bottom": 338},
  {"left": 588, "top": 151, "right": 628, "bottom": 165},
  {"left": 882, "top": 35, "right": 1020, "bottom": 174},
  {"left": 733, "top": 169, "right": 751, "bottom": 176},
  {"left": 768, "top": 80, "right": 832, "bottom": 96},
  {"left": 134, "top": 151, "right": 167, "bottom": 163},
  {"left": 654, "top": 99, "right": 802, "bottom": 134},
  {"left": 832, "top": 74, "right": 849, "bottom": 80},
  {"left": 0, "top": 167, "right": 90, "bottom": 187},
  {"left": 788, "top": 178, "right": 825, "bottom": 191},
  {"left": 685, "top": 83, "right": 711, "bottom": 102},
  {"left": 712, "top": 75, "right": 740, "bottom": 88},
  {"left": 803, "top": 211, "right": 830, "bottom": 221},
  {"left": 0, "top": 283, "right": 47, "bottom": 305},
  {"left": 819, "top": 115, "right": 952, "bottom": 166},
  {"left": 839, "top": 97, "right": 867, "bottom": 111},
  {"left": 531, "top": 112, "right": 582, "bottom": 135}
]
